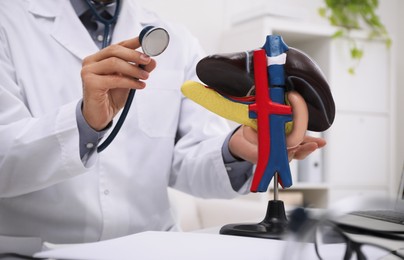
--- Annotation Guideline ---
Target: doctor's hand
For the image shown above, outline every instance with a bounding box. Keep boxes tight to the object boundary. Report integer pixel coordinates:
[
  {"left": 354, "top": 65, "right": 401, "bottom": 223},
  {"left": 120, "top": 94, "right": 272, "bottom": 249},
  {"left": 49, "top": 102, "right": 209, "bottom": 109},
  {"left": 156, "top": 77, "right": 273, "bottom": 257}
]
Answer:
[
  {"left": 81, "top": 37, "right": 157, "bottom": 131},
  {"left": 228, "top": 125, "right": 326, "bottom": 164}
]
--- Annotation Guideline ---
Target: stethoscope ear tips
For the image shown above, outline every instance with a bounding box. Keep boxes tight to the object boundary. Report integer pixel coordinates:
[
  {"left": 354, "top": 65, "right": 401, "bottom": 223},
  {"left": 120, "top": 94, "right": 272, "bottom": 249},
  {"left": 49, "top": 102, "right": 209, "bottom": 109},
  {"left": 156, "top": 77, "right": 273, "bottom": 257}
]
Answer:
[{"left": 139, "top": 26, "right": 170, "bottom": 57}]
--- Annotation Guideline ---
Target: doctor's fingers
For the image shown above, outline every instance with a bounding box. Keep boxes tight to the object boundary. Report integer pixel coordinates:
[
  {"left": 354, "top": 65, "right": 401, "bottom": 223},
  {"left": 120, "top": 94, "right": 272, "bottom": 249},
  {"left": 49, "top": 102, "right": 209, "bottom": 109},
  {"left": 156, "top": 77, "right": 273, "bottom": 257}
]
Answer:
[
  {"left": 288, "top": 142, "right": 319, "bottom": 161},
  {"left": 117, "top": 37, "right": 158, "bottom": 72},
  {"left": 84, "top": 44, "right": 155, "bottom": 71},
  {"left": 229, "top": 126, "right": 258, "bottom": 164},
  {"left": 118, "top": 36, "right": 141, "bottom": 50},
  {"left": 301, "top": 135, "right": 326, "bottom": 148},
  {"left": 242, "top": 126, "right": 258, "bottom": 145},
  {"left": 82, "top": 57, "right": 151, "bottom": 81},
  {"left": 83, "top": 73, "right": 147, "bottom": 92}
]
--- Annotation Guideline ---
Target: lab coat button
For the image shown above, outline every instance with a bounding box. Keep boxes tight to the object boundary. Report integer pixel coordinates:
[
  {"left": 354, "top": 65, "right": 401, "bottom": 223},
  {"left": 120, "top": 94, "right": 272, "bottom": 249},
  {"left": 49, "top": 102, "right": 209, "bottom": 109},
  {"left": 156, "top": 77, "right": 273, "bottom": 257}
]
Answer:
[
  {"left": 97, "top": 35, "right": 104, "bottom": 42},
  {"left": 86, "top": 143, "right": 94, "bottom": 149},
  {"left": 104, "top": 190, "right": 109, "bottom": 195}
]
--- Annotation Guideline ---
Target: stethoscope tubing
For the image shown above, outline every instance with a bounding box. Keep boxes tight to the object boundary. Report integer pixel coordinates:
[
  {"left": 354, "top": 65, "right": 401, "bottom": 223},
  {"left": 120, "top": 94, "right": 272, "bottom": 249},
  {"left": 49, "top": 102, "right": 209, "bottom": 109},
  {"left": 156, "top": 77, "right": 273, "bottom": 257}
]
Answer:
[
  {"left": 83, "top": 1, "right": 170, "bottom": 153},
  {"left": 84, "top": 0, "right": 121, "bottom": 47},
  {"left": 93, "top": 0, "right": 136, "bottom": 153},
  {"left": 82, "top": 0, "right": 133, "bottom": 153}
]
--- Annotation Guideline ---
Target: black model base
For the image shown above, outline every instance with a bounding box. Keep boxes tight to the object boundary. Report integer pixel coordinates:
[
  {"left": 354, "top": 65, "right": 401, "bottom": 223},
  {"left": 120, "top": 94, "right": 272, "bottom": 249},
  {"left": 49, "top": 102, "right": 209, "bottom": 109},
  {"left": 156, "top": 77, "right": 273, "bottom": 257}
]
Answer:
[{"left": 219, "top": 200, "right": 288, "bottom": 239}]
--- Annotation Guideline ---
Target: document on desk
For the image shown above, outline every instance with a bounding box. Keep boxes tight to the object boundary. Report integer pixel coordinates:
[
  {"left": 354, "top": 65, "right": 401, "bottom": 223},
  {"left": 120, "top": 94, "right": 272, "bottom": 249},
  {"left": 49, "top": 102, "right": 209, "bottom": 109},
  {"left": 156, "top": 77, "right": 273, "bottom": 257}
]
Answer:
[{"left": 34, "top": 231, "right": 314, "bottom": 260}]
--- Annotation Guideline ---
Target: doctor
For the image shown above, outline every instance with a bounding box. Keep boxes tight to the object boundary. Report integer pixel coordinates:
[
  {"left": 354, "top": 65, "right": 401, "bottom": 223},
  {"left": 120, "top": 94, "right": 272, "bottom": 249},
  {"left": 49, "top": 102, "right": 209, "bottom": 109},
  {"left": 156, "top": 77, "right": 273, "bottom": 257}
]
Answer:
[{"left": 0, "top": 0, "right": 325, "bottom": 244}]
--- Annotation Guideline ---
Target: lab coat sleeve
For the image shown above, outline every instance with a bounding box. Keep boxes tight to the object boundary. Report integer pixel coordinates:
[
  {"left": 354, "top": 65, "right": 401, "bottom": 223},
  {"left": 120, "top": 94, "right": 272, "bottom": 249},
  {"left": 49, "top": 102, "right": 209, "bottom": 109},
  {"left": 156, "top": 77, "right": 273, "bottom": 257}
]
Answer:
[
  {"left": 171, "top": 97, "right": 242, "bottom": 199},
  {"left": 169, "top": 32, "right": 247, "bottom": 199},
  {"left": 0, "top": 30, "right": 88, "bottom": 198}
]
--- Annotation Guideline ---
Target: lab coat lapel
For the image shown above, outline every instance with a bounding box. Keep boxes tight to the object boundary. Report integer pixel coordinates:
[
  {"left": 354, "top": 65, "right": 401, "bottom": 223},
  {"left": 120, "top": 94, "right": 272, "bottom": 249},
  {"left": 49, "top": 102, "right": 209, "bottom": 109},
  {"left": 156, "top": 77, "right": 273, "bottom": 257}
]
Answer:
[
  {"left": 112, "top": 0, "right": 140, "bottom": 44},
  {"left": 29, "top": 0, "right": 161, "bottom": 59},
  {"left": 112, "top": 0, "right": 160, "bottom": 44},
  {"left": 28, "top": 0, "right": 98, "bottom": 60}
]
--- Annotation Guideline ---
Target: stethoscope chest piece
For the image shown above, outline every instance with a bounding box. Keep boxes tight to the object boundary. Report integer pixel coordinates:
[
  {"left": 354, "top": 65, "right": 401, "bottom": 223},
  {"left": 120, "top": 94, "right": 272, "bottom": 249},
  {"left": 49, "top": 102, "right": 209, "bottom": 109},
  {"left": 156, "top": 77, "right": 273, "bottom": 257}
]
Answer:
[{"left": 139, "top": 26, "right": 170, "bottom": 57}]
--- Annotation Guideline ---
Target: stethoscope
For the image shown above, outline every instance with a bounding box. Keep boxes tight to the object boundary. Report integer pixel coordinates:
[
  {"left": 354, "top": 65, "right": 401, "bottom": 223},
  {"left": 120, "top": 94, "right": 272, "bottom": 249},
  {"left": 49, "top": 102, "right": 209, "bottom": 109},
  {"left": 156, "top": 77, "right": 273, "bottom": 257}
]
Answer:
[
  {"left": 84, "top": 0, "right": 170, "bottom": 152},
  {"left": 84, "top": 0, "right": 121, "bottom": 48}
]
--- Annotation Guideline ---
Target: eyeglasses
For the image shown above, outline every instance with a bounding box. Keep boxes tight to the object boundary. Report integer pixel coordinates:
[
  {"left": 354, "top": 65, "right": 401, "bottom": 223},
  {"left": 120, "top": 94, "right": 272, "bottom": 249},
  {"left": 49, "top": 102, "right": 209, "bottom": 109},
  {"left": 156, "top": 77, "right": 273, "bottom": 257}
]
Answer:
[
  {"left": 282, "top": 207, "right": 404, "bottom": 260},
  {"left": 314, "top": 221, "right": 404, "bottom": 260}
]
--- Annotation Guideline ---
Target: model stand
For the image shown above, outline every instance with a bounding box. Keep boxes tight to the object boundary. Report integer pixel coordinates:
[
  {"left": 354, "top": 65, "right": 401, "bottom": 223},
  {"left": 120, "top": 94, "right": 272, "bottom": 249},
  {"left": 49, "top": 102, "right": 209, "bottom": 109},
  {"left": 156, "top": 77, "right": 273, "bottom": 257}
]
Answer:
[{"left": 220, "top": 173, "right": 288, "bottom": 239}]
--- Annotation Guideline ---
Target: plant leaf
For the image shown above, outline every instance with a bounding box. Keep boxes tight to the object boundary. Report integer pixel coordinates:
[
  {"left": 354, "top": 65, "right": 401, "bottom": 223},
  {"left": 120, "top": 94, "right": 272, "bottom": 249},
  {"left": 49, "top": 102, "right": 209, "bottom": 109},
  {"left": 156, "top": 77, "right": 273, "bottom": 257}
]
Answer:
[
  {"left": 318, "top": 7, "right": 327, "bottom": 18},
  {"left": 351, "top": 47, "right": 363, "bottom": 60},
  {"left": 332, "top": 29, "right": 345, "bottom": 39}
]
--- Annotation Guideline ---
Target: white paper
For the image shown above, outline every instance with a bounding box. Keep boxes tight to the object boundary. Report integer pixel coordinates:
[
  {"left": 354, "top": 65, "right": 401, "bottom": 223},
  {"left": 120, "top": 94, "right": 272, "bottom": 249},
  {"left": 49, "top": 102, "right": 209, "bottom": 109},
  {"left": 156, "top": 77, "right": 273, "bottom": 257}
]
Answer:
[{"left": 34, "top": 231, "right": 298, "bottom": 260}]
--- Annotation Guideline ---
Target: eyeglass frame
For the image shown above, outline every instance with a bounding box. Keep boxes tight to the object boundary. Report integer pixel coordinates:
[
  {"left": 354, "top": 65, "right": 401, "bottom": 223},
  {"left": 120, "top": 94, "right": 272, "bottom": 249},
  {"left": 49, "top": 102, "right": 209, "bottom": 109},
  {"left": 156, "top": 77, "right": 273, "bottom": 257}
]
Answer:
[{"left": 314, "top": 220, "right": 404, "bottom": 260}]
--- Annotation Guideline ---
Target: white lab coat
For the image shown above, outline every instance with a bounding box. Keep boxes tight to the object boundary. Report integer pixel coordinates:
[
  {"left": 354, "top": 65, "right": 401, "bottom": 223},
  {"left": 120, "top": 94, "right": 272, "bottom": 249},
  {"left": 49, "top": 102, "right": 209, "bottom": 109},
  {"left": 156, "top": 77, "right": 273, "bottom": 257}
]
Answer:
[{"left": 0, "top": 0, "right": 244, "bottom": 243}]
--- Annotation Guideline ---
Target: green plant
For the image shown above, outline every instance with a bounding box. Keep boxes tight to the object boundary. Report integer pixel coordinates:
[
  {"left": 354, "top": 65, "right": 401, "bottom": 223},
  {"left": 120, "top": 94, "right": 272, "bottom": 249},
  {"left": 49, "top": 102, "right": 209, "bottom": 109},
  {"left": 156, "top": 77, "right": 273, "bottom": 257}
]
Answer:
[{"left": 318, "top": 0, "right": 391, "bottom": 74}]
